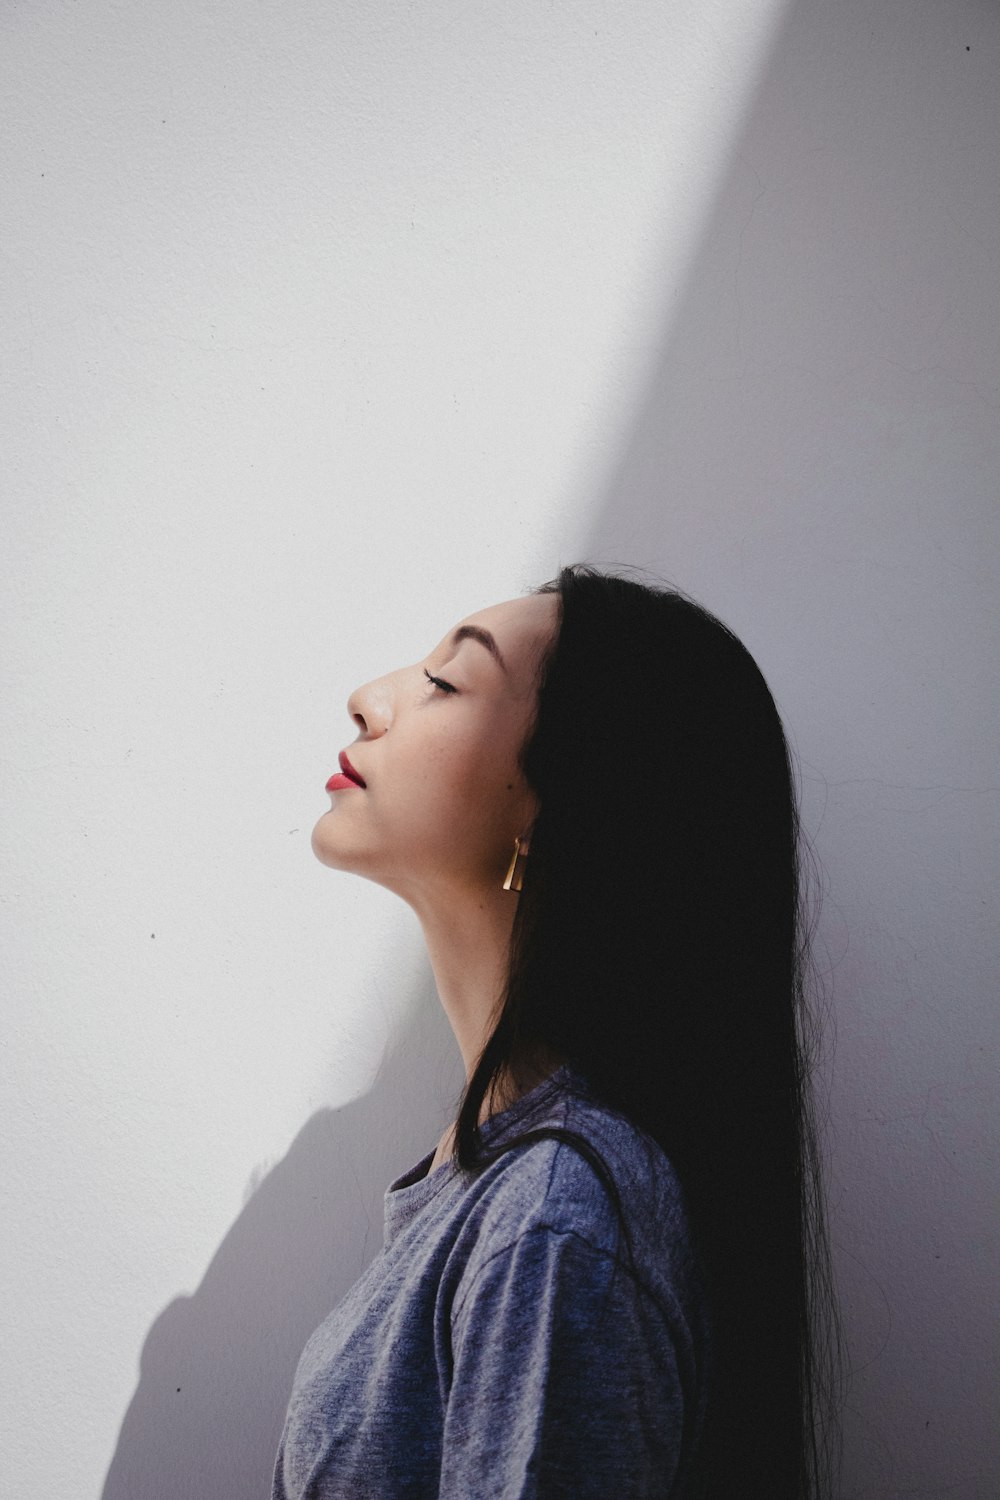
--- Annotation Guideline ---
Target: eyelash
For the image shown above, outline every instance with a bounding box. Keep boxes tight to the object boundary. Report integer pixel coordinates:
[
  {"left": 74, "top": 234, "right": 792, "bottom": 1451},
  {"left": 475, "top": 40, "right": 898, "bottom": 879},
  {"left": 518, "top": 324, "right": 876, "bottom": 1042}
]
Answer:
[{"left": 423, "top": 667, "right": 457, "bottom": 695}]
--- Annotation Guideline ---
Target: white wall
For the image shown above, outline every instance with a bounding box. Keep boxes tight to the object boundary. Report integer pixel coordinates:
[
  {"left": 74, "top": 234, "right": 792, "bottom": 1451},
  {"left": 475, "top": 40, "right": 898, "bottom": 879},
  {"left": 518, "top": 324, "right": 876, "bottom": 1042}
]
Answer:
[{"left": 2, "top": 2, "right": 996, "bottom": 1495}]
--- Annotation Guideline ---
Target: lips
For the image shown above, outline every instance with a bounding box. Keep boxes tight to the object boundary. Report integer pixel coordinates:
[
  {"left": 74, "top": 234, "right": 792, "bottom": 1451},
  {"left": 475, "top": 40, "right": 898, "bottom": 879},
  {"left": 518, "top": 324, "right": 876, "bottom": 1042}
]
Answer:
[
  {"left": 326, "top": 773, "right": 361, "bottom": 792},
  {"left": 337, "top": 751, "right": 366, "bottom": 788}
]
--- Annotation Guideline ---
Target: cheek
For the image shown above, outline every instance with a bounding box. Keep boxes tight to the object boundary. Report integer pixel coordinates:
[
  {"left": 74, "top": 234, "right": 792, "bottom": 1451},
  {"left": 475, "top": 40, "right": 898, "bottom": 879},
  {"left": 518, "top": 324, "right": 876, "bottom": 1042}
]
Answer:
[
  {"left": 387, "top": 706, "right": 528, "bottom": 838},
  {"left": 454, "top": 726, "right": 528, "bottom": 828},
  {"left": 422, "top": 734, "right": 514, "bottom": 829},
  {"left": 378, "top": 728, "right": 481, "bottom": 832}
]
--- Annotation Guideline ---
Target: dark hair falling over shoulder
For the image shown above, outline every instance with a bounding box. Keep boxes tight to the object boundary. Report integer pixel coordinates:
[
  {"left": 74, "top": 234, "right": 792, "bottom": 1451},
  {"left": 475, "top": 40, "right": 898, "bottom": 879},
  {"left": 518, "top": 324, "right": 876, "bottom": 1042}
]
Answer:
[{"left": 451, "top": 563, "right": 845, "bottom": 1498}]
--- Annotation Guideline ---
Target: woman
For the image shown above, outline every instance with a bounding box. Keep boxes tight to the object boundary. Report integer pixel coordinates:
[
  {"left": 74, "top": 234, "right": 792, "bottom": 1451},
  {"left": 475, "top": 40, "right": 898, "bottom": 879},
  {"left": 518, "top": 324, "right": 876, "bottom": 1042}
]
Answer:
[{"left": 272, "top": 563, "right": 841, "bottom": 1499}]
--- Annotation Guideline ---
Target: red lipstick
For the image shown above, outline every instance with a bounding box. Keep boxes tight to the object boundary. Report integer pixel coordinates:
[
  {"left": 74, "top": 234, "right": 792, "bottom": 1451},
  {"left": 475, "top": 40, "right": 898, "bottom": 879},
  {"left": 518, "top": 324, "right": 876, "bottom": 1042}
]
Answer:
[{"left": 327, "top": 751, "right": 366, "bottom": 791}]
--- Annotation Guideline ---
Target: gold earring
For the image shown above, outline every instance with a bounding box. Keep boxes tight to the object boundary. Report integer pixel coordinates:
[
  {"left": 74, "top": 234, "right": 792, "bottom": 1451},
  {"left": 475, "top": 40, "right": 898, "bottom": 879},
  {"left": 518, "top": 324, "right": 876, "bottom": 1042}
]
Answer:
[{"left": 502, "top": 836, "right": 529, "bottom": 892}]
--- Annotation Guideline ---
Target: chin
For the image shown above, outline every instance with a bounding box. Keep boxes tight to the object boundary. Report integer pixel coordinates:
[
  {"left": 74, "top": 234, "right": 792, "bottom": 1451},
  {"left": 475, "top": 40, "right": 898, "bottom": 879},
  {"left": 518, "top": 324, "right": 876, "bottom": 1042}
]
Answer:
[
  {"left": 310, "top": 815, "right": 345, "bottom": 869},
  {"left": 311, "top": 814, "right": 377, "bottom": 877}
]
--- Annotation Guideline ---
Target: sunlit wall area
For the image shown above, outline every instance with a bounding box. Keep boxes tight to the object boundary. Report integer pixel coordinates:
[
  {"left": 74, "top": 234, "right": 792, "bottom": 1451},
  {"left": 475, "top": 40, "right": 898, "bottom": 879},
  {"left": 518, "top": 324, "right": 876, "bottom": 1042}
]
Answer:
[{"left": 2, "top": 1, "right": 996, "bottom": 1496}]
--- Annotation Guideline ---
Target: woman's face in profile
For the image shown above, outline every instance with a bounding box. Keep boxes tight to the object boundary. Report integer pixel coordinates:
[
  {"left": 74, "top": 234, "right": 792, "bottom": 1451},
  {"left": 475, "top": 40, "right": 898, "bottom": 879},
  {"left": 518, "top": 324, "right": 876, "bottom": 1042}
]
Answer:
[{"left": 311, "top": 593, "right": 560, "bottom": 911}]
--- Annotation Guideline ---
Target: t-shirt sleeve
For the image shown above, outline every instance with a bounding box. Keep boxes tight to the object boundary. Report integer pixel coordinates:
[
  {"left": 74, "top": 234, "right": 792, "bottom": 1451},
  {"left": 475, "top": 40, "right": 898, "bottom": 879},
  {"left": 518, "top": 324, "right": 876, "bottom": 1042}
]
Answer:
[{"left": 440, "top": 1223, "right": 688, "bottom": 1499}]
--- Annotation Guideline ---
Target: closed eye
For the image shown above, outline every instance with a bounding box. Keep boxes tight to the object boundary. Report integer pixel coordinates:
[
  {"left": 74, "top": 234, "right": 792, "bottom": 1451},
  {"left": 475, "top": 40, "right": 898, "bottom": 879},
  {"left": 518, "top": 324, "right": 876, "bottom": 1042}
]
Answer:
[{"left": 423, "top": 667, "right": 457, "bottom": 695}]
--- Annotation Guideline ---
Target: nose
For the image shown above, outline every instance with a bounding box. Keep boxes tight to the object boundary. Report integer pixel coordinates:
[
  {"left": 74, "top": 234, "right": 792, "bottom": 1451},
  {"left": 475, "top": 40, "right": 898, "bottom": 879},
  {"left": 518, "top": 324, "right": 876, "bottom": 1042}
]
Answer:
[
  {"left": 346, "top": 669, "right": 397, "bottom": 738},
  {"left": 346, "top": 682, "right": 374, "bottom": 735}
]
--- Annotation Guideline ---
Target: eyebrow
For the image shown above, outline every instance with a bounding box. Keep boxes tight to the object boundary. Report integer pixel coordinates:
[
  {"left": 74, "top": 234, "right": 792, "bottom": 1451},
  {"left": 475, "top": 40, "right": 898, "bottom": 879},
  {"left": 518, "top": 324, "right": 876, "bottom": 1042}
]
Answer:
[{"left": 450, "top": 624, "right": 507, "bottom": 673}]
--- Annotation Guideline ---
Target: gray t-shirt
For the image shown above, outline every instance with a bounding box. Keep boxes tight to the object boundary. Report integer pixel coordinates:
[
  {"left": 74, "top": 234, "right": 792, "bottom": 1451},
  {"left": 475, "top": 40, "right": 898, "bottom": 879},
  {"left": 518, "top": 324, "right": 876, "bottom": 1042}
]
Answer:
[{"left": 271, "top": 1064, "right": 713, "bottom": 1498}]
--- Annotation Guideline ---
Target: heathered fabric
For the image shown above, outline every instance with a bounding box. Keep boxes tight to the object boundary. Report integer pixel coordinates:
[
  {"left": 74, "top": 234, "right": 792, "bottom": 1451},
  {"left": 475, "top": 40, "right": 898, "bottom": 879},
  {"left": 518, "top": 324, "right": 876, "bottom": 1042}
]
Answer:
[{"left": 271, "top": 1064, "right": 713, "bottom": 1499}]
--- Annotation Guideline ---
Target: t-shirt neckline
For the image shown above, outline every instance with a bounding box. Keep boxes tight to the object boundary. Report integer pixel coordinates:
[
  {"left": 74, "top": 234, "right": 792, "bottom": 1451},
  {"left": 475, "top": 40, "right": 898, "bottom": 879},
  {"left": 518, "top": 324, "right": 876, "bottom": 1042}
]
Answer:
[{"left": 386, "top": 1062, "right": 575, "bottom": 1204}]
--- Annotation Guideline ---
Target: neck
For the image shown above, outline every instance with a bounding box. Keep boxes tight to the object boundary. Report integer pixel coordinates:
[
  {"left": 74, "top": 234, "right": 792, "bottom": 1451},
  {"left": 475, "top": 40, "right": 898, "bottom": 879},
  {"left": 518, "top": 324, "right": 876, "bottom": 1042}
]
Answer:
[
  {"left": 414, "top": 883, "right": 516, "bottom": 1088},
  {"left": 412, "top": 881, "right": 563, "bottom": 1124}
]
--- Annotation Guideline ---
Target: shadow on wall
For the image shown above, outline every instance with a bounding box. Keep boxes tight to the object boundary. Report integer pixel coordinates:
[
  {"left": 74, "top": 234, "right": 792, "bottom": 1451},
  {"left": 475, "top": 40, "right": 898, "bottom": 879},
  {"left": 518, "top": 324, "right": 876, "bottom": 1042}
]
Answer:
[
  {"left": 102, "top": 982, "right": 462, "bottom": 1500},
  {"left": 570, "top": 6, "right": 998, "bottom": 1497}
]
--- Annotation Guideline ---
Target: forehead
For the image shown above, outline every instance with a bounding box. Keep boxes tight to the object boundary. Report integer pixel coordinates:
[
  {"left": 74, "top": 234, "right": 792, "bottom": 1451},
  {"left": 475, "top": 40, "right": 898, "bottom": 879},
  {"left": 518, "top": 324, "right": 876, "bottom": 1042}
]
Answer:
[
  {"left": 451, "top": 593, "right": 560, "bottom": 679},
  {"left": 470, "top": 593, "right": 559, "bottom": 655}
]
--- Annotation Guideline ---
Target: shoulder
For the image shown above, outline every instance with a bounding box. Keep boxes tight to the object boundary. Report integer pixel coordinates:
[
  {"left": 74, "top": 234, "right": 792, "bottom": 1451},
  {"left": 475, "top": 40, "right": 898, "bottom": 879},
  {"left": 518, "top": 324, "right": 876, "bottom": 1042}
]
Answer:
[{"left": 451, "top": 1079, "right": 700, "bottom": 1303}]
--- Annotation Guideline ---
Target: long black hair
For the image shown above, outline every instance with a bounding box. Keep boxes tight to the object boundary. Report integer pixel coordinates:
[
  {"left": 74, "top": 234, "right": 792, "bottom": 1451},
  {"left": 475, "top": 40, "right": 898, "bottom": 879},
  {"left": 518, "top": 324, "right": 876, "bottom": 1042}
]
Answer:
[{"left": 451, "top": 562, "right": 843, "bottom": 1498}]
